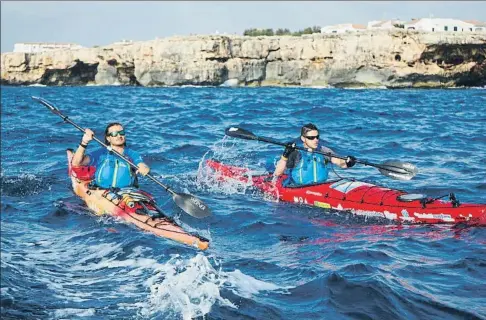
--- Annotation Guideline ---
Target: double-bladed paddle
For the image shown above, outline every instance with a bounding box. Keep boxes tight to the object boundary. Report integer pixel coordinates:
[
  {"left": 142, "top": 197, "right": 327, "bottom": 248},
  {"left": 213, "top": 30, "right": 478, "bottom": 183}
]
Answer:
[
  {"left": 225, "top": 126, "right": 418, "bottom": 181},
  {"left": 32, "top": 96, "right": 212, "bottom": 218}
]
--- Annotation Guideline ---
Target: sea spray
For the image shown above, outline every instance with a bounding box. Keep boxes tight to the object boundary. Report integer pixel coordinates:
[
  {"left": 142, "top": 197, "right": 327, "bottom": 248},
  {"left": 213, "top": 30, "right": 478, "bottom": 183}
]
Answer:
[
  {"left": 142, "top": 253, "right": 288, "bottom": 319},
  {"left": 142, "top": 254, "right": 234, "bottom": 319}
]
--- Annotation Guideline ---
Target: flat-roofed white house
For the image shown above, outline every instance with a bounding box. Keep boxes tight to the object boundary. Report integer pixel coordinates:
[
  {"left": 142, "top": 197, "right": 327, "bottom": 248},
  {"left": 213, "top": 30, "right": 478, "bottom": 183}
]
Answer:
[
  {"left": 367, "top": 19, "right": 405, "bottom": 29},
  {"left": 462, "top": 20, "right": 486, "bottom": 32},
  {"left": 321, "top": 23, "right": 366, "bottom": 34},
  {"left": 404, "top": 18, "right": 486, "bottom": 32},
  {"left": 13, "top": 42, "right": 83, "bottom": 53},
  {"left": 113, "top": 39, "right": 134, "bottom": 45}
]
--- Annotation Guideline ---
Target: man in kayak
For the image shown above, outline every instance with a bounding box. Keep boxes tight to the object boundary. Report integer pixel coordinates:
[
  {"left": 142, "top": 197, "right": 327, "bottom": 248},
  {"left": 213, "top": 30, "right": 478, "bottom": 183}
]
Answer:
[
  {"left": 71, "top": 122, "right": 150, "bottom": 189},
  {"left": 273, "top": 123, "right": 356, "bottom": 186}
]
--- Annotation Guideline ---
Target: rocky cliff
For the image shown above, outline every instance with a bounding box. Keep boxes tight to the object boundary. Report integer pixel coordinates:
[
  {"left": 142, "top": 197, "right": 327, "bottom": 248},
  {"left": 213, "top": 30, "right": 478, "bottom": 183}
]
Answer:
[{"left": 2, "top": 30, "right": 485, "bottom": 88}]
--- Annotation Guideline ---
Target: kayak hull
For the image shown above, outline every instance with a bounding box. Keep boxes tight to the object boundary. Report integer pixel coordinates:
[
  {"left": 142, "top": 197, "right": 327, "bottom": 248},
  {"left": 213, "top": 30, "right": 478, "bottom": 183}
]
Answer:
[
  {"left": 206, "top": 159, "right": 486, "bottom": 225},
  {"left": 67, "top": 149, "right": 209, "bottom": 250}
]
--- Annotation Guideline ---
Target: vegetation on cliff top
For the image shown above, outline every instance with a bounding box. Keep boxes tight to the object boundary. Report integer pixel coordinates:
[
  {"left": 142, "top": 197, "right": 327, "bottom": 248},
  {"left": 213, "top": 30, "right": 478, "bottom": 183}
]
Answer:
[{"left": 243, "top": 26, "right": 321, "bottom": 36}]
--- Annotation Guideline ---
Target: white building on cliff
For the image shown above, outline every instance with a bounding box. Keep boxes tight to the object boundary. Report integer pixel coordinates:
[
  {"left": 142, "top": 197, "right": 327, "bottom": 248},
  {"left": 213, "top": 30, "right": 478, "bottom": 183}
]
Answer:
[
  {"left": 367, "top": 19, "right": 405, "bottom": 29},
  {"left": 13, "top": 42, "right": 83, "bottom": 53},
  {"left": 404, "top": 18, "right": 486, "bottom": 32},
  {"left": 112, "top": 39, "right": 133, "bottom": 46},
  {"left": 321, "top": 23, "right": 366, "bottom": 34}
]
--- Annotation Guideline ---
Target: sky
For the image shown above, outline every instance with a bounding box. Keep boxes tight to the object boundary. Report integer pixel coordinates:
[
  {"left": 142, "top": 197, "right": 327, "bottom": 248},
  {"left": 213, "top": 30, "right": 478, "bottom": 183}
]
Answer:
[{"left": 2, "top": 1, "right": 486, "bottom": 52}]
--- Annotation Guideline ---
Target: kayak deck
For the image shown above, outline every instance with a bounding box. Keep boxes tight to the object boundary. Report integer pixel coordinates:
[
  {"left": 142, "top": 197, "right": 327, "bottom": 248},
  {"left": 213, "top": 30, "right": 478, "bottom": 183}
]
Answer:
[
  {"left": 67, "top": 149, "right": 209, "bottom": 250},
  {"left": 206, "top": 159, "right": 486, "bottom": 226}
]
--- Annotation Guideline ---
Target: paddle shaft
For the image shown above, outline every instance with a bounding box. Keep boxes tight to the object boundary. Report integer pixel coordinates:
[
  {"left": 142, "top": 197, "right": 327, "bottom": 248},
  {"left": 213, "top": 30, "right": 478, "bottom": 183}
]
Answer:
[{"left": 253, "top": 134, "right": 395, "bottom": 172}]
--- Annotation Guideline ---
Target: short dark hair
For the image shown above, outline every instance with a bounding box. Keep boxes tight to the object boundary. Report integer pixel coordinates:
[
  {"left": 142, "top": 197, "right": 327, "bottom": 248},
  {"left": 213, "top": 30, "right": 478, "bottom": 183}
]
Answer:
[
  {"left": 104, "top": 122, "right": 126, "bottom": 146},
  {"left": 301, "top": 123, "right": 318, "bottom": 136}
]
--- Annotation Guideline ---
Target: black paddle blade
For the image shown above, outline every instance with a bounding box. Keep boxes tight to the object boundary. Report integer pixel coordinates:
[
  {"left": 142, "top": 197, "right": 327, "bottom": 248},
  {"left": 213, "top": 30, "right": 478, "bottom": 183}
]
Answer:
[
  {"left": 225, "top": 126, "right": 258, "bottom": 141},
  {"left": 173, "top": 193, "right": 212, "bottom": 218},
  {"left": 378, "top": 160, "right": 418, "bottom": 181},
  {"left": 32, "top": 96, "right": 61, "bottom": 114}
]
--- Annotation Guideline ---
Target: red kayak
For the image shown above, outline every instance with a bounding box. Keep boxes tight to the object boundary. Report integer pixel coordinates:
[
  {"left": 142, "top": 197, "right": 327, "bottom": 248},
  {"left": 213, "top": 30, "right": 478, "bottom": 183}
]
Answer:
[{"left": 206, "top": 159, "right": 486, "bottom": 226}]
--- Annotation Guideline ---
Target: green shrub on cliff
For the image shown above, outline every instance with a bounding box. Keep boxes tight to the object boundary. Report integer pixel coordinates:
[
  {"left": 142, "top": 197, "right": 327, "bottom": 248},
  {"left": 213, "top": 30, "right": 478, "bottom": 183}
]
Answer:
[
  {"left": 275, "top": 28, "right": 291, "bottom": 35},
  {"left": 243, "top": 28, "right": 275, "bottom": 36},
  {"left": 243, "top": 26, "right": 321, "bottom": 36}
]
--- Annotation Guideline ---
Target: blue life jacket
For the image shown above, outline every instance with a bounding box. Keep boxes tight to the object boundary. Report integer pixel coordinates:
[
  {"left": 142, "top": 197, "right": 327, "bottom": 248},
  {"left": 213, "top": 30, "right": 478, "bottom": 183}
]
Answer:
[
  {"left": 88, "top": 148, "right": 143, "bottom": 189},
  {"left": 286, "top": 140, "right": 330, "bottom": 186}
]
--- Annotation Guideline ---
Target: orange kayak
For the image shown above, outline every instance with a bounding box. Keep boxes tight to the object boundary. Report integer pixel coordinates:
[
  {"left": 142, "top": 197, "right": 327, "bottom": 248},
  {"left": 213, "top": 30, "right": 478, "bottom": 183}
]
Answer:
[{"left": 66, "top": 149, "right": 209, "bottom": 250}]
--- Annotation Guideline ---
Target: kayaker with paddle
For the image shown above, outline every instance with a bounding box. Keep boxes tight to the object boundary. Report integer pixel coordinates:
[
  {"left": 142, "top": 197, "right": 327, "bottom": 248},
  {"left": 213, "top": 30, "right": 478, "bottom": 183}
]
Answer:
[
  {"left": 71, "top": 123, "right": 150, "bottom": 189},
  {"left": 273, "top": 123, "right": 356, "bottom": 186},
  {"left": 32, "top": 96, "right": 212, "bottom": 219},
  {"left": 225, "top": 125, "right": 418, "bottom": 182}
]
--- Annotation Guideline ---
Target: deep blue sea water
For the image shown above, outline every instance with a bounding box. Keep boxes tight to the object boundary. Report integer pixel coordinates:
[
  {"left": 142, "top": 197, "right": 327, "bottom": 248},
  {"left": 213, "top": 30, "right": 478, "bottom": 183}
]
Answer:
[{"left": 1, "top": 86, "right": 485, "bottom": 320}]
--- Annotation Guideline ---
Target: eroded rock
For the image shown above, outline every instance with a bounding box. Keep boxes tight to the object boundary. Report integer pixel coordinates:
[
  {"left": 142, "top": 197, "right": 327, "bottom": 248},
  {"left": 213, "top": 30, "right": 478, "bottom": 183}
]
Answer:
[{"left": 1, "top": 30, "right": 485, "bottom": 88}]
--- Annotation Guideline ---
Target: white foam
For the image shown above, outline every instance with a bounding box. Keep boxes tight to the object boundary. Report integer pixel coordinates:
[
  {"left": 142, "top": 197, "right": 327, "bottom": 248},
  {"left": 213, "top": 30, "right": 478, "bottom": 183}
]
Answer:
[
  {"left": 70, "top": 242, "right": 125, "bottom": 270},
  {"left": 310, "top": 85, "right": 332, "bottom": 89},
  {"left": 1, "top": 252, "right": 12, "bottom": 262},
  {"left": 180, "top": 84, "right": 214, "bottom": 88},
  {"left": 52, "top": 308, "right": 96, "bottom": 318},
  {"left": 220, "top": 78, "right": 239, "bottom": 87},
  {"left": 225, "top": 269, "right": 280, "bottom": 299},
  {"left": 342, "top": 86, "right": 388, "bottom": 90},
  {"left": 140, "top": 253, "right": 286, "bottom": 320},
  {"left": 141, "top": 254, "right": 235, "bottom": 319},
  {"left": 0, "top": 287, "right": 12, "bottom": 295}
]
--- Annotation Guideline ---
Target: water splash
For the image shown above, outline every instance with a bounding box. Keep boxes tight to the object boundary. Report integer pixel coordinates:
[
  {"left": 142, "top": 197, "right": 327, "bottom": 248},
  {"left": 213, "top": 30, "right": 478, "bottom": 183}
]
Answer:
[
  {"left": 142, "top": 254, "right": 235, "bottom": 319},
  {"left": 141, "top": 253, "right": 286, "bottom": 319},
  {"left": 196, "top": 136, "right": 256, "bottom": 195}
]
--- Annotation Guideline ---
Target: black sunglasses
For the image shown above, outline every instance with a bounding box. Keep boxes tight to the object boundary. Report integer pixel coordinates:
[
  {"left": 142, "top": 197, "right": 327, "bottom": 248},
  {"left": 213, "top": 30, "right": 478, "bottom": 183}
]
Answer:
[
  {"left": 107, "top": 130, "right": 125, "bottom": 137},
  {"left": 304, "top": 135, "right": 319, "bottom": 140}
]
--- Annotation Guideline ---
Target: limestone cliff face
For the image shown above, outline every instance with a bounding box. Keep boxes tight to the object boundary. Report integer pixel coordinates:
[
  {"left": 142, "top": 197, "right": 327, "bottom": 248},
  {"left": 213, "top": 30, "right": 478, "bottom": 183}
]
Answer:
[{"left": 2, "top": 30, "right": 485, "bottom": 88}]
